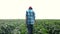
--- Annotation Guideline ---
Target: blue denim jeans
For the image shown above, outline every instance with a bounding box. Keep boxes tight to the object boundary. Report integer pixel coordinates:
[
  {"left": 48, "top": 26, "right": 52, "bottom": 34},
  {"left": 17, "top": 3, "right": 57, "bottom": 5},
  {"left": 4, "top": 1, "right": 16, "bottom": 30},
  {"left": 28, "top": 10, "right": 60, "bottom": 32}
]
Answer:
[{"left": 27, "top": 24, "right": 33, "bottom": 34}]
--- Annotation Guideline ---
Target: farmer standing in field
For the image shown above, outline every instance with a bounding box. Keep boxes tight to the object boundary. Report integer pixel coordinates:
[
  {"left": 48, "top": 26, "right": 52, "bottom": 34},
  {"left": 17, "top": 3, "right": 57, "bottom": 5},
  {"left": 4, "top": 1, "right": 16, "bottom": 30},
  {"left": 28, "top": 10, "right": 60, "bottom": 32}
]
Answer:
[{"left": 26, "top": 6, "right": 35, "bottom": 34}]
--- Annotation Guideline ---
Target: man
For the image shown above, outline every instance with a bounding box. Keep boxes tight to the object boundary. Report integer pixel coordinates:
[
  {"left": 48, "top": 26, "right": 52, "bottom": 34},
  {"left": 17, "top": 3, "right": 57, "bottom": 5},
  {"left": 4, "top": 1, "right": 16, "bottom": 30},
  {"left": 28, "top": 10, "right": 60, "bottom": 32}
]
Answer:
[{"left": 26, "top": 6, "right": 35, "bottom": 34}]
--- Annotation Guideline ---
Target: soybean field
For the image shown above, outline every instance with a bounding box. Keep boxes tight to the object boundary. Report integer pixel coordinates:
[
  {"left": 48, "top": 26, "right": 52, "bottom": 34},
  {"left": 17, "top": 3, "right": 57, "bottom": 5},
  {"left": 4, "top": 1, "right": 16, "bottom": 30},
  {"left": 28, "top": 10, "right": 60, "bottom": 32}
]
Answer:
[{"left": 0, "top": 19, "right": 60, "bottom": 34}]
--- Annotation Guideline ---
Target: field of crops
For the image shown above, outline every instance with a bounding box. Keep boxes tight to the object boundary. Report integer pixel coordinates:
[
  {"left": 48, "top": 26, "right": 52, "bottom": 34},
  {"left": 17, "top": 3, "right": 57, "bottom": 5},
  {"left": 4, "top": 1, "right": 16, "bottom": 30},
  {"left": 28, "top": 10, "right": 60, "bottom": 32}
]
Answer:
[{"left": 0, "top": 19, "right": 60, "bottom": 34}]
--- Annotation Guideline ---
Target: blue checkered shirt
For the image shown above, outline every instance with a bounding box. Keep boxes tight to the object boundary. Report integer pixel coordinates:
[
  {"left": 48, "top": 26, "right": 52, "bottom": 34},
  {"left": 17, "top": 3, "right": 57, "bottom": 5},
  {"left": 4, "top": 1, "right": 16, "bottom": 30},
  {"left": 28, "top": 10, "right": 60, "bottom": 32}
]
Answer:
[{"left": 26, "top": 9, "right": 35, "bottom": 24}]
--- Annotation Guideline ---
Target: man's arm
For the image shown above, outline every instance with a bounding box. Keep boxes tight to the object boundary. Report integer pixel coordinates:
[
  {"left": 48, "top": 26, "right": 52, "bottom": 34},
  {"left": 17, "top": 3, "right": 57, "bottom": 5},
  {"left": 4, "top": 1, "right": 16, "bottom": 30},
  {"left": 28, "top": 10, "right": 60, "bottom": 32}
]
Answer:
[
  {"left": 33, "top": 12, "right": 35, "bottom": 22},
  {"left": 33, "top": 12, "right": 35, "bottom": 20},
  {"left": 26, "top": 11, "right": 27, "bottom": 20}
]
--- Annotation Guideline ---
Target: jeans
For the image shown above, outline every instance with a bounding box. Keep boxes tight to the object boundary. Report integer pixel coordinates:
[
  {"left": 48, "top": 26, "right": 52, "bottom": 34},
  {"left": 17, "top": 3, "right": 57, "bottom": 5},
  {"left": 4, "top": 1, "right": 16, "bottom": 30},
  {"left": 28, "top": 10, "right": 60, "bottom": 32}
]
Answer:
[{"left": 27, "top": 24, "right": 33, "bottom": 34}]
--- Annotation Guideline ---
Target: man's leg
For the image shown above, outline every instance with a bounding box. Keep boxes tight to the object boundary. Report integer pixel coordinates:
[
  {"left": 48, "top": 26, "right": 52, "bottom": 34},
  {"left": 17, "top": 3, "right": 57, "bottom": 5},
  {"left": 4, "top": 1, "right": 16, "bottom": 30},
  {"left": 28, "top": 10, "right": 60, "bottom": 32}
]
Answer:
[
  {"left": 30, "top": 24, "right": 33, "bottom": 34},
  {"left": 27, "top": 24, "right": 33, "bottom": 34}
]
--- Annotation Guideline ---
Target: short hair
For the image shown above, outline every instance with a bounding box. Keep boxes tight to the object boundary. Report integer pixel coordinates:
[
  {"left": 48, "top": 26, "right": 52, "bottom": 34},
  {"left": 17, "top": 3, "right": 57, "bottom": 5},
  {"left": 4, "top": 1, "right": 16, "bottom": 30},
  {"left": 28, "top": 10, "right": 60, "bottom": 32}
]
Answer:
[{"left": 29, "top": 6, "right": 32, "bottom": 10}]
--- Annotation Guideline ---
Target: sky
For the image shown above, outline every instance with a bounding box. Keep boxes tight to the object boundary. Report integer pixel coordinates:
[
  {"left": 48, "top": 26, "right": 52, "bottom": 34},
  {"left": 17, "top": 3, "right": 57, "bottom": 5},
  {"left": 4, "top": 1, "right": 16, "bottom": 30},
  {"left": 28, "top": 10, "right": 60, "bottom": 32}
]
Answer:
[{"left": 0, "top": 0, "right": 60, "bottom": 19}]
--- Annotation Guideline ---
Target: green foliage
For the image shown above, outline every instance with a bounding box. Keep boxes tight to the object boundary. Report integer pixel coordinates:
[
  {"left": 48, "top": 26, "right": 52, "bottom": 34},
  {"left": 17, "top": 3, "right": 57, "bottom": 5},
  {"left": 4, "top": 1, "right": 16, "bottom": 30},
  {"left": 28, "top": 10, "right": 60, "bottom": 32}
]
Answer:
[
  {"left": 33, "top": 19, "right": 60, "bottom": 34},
  {"left": 0, "top": 19, "right": 60, "bottom": 34}
]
